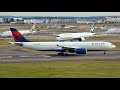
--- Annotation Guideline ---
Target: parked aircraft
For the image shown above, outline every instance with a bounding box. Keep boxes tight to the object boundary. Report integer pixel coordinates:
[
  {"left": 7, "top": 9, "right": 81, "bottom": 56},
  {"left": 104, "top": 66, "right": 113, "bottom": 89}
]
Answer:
[
  {"left": 9, "top": 28, "right": 116, "bottom": 56},
  {"left": 62, "top": 26, "right": 78, "bottom": 29},
  {"left": 77, "top": 21, "right": 94, "bottom": 24},
  {"left": 93, "top": 26, "right": 120, "bottom": 37},
  {"left": 93, "top": 25, "right": 120, "bottom": 34},
  {"left": 0, "top": 23, "right": 37, "bottom": 38},
  {"left": 105, "top": 28, "right": 120, "bottom": 34},
  {"left": 37, "top": 19, "right": 47, "bottom": 24},
  {"left": 47, "top": 24, "right": 78, "bottom": 29},
  {"left": 55, "top": 23, "right": 96, "bottom": 41}
]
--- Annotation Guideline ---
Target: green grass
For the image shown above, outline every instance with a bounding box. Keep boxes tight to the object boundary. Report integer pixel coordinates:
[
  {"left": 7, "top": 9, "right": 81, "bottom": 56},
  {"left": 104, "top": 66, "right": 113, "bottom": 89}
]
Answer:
[{"left": 0, "top": 61, "right": 120, "bottom": 78}]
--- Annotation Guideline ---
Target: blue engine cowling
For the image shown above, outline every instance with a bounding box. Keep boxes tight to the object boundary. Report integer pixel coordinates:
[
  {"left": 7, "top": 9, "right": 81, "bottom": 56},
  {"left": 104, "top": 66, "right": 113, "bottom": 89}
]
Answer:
[{"left": 76, "top": 48, "right": 87, "bottom": 54}]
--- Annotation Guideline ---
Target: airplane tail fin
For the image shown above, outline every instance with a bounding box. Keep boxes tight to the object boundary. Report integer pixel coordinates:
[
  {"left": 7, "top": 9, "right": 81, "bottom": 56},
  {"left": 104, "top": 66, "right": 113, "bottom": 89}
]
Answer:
[
  {"left": 30, "top": 23, "right": 37, "bottom": 34},
  {"left": 10, "top": 28, "right": 30, "bottom": 42},
  {"left": 42, "top": 19, "right": 47, "bottom": 24},
  {"left": 90, "top": 23, "right": 96, "bottom": 33}
]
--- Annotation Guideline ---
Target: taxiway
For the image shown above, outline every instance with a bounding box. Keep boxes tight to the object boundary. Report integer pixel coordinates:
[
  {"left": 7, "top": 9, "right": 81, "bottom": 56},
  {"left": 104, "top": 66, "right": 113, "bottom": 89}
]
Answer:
[{"left": 0, "top": 45, "right": 120, "bottom": 63}]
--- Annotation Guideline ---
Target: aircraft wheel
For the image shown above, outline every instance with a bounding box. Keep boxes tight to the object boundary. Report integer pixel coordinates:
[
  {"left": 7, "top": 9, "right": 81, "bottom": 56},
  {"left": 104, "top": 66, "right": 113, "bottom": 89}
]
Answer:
[
  {"left": 58, "top": 52, "right": 65, "bottom": 56},
  {"left": 64, "top": 53, "right": 68, "bottom": 56},
  {"left": 61, "top": 53, "right": 65, "bottom": 56},
  {"left": 104, "top": 51, "right": 106, "bottom": 54},
  {"left": 58, "top": 53, "right": 61, "bottom": 55}
]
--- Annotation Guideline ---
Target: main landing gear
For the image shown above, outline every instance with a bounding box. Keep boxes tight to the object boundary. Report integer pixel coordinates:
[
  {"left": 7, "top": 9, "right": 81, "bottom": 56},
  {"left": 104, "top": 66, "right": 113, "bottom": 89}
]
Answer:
[{"left": 58, "top": 52, "right": 68, "bottom": 56}]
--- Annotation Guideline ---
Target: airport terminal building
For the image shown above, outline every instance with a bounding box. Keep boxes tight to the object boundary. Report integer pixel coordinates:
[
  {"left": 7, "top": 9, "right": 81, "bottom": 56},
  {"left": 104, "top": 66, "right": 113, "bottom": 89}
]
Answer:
[
  {"left": 22, "top": 16, "right": 102, "bottom": 24},
  {"left": 0, "top": 16, "right": 120, "bottom": 24}
]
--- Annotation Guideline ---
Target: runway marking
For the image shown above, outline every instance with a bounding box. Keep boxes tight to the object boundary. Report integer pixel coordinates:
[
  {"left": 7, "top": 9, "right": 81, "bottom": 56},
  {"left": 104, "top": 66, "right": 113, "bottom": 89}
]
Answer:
[
  {"left": 40, "top": 55, "right": 51, "bottom": 57},
  {"left": 20, "top": 56, "right": 35, "bottom": 57},
  {"left": 0, "top": 56, "right": 12, "bottom": 58},
  {"left": 19, "top": 55, "right": 51, "bottom": 58}
]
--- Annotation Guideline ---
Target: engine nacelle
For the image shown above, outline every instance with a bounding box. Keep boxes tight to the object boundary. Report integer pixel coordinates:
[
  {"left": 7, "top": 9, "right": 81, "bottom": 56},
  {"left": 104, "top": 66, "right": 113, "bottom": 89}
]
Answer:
[
  {"left": 79, "top": 37, "right": 86, "bottom": 41},
  {"left": 75, "top": 48, "right": 87, "bottom": 54}
]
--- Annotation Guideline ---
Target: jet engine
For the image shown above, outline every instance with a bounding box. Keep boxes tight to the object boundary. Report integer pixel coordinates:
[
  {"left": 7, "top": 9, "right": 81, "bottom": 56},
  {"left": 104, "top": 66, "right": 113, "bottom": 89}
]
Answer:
[
  {"left": 79, "top": 37, "right": 86, "bottom": 41},
  {"left": 75, "top": 48, "right": 87, "bottom": 54}
]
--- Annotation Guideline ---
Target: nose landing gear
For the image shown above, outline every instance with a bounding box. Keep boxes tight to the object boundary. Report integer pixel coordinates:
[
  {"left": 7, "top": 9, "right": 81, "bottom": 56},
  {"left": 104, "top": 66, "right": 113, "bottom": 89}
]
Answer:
[{"left": 104, "top": 51, "right": 106, "bottom": 54}]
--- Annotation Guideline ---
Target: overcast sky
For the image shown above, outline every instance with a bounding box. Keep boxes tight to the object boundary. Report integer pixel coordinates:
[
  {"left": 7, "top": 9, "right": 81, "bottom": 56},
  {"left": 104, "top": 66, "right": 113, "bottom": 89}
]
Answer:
[{"left": 0, "top": 12, "right": 120, "bottom": 17}]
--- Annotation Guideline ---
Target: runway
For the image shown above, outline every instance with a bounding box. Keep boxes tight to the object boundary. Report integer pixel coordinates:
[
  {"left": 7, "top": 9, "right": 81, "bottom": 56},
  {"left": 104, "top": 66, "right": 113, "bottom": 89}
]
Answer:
[
  {"left": 0, "top": 45, "right": 120, "bottom": 63},
  {"left": 0, "top": 29, "right": 120, "bottom": 63}
]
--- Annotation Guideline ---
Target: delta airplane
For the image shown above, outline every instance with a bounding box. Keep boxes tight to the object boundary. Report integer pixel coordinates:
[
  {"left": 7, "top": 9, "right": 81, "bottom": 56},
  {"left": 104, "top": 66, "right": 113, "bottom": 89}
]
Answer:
[
  {"left": 55, "top": 23, "right": 96, "bottom": 41},
  {"left": 9, "top": 28, "right": 116, "bottom": 56},
  {"left": 0, "top": 23, "right": 37, "bottom": 38}
]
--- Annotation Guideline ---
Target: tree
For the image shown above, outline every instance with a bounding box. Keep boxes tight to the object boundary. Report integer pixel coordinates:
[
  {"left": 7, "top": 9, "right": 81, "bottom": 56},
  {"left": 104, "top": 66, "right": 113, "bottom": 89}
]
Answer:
[
  {"left": 9, "top": 18, "right": 14, "bottom": 22},
  {"left": 16, "top": 19, "right": 19, "bottom": 21}
]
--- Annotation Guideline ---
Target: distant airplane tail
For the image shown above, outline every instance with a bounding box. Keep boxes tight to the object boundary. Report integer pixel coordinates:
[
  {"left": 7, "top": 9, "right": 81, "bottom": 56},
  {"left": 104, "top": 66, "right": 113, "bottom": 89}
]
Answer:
[
  {"left": 41, "top": 19, "right": 47, "bottom": 24},
  {"left": 30, "top": 23, "right": 37, "bottom": 34},
  {"left": 10, "top": 28, "right": 30, "bottom": 42},
  {"left": 90, "top": 23, "right": 96, "bottom": 33}
]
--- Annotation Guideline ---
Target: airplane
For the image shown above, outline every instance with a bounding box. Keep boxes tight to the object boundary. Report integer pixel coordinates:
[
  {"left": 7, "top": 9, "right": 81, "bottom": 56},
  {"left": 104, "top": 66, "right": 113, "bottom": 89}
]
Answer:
[
  {"left": 77, "top": 21, "right": 94, "bottom": 24},
  {"left": 63, "top": 26, "right": 78, "bottom": 30},
  {"left": 104, "top": 28, "right": 120, "bottom": 34},
  {"left": 36, "top": 19, "right": 47, "bottom": 24},
  {"left": 91, "top": 24, "right": 120, "bottom": 35},
  {"left": 92, "top": 26, "right": 120, "bottom": 37},
  {"left": 55, "top": 23, "right": 96, "bottom": 41},
  {"left": 0, "top": 23, "right": 37, "bottom": 38},
  {"left": 9, "top": 28, "right": 116, "bottom": 56}
]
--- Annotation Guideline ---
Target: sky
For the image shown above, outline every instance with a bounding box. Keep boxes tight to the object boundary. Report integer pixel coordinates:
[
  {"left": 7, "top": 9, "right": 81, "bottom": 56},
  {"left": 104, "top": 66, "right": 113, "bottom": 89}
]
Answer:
[{"left": 0, "top": 12, "right": 120, "bottom": 17}]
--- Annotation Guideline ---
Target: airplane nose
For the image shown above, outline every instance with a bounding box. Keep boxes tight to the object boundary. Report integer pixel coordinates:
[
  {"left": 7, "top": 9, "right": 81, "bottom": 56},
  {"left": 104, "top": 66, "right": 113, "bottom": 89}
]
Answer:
[{"left": 112, "top": 45, "right": 116, "bottom": 48}]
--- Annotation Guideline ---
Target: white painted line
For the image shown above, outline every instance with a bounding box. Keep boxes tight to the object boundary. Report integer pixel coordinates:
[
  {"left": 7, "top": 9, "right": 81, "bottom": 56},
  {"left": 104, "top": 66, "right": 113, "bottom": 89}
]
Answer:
[
  {"left": 20, "top": 55, "right": 51, "bottom": 58},
  {"left": 0, "top": 56, "right": 12, "bottom": 58},
  {"left": 20, "top": 56, "right": 30, "bottom": 57},
  {"left": 41, "top": 55, "right": 51, "bottom": 57}
]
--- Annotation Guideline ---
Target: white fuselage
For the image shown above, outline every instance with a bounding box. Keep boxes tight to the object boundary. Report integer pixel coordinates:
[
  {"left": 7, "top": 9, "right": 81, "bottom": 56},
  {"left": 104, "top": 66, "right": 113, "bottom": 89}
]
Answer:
[
  {"left": 14, "top": 41, "right": 116, "bottom": 51},
  {"left": 56, "top": 32, "right": 95, "bottom": 41},
  {"left": 105, "top": 28, "right": 120, "bottom": 34},
  {"left": 0, "top": 30, "right": 35, "bottom": 37}
]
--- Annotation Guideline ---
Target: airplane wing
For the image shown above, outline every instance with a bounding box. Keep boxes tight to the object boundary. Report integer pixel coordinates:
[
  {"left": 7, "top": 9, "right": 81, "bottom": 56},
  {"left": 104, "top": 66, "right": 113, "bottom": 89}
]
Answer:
[
  {"left": 56, "top": 44, "right": 79, "bottom": 50},
  {"left": 9, "top": 42, "right": 23, "bottom": 46}
]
